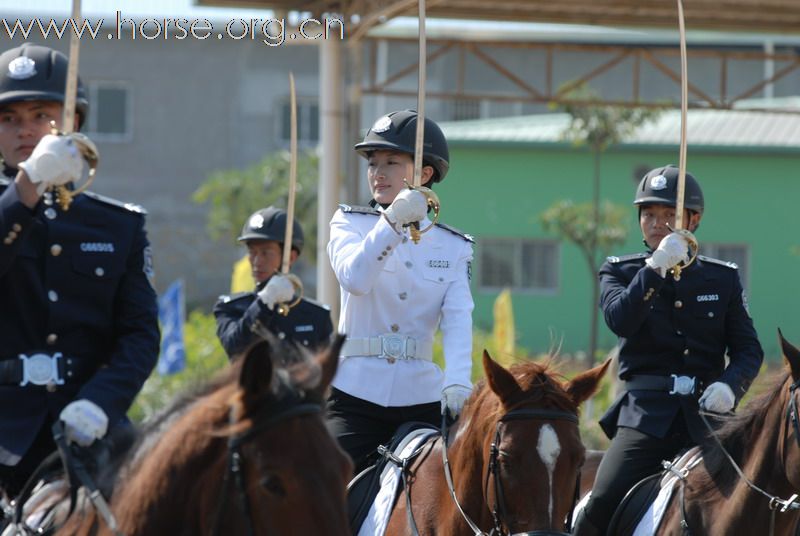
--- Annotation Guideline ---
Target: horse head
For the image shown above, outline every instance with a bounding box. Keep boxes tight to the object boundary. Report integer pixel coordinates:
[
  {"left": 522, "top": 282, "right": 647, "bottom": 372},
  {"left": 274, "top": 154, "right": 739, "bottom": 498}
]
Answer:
[
  {"left": 779, "top": 329, "right": 800, "bottom": 492},
  {"left": 468, "top": 351, "right": 608, "bottom": 535},
  {"left": 219, "top": 334, "right": 353, "bottom": 535}
]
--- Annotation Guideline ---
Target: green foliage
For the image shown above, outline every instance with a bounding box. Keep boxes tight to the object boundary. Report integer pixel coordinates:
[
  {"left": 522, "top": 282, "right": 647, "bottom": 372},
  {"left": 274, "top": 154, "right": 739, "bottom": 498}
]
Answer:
[
  {"left": 128, "top": 310, "right": 228, "bottom": 423},
  {"left": 540, "top": 200, "right": 629, "bottom": 263},
  {"left": 192, "top": 150, "right": 321, "bottom": 263}
]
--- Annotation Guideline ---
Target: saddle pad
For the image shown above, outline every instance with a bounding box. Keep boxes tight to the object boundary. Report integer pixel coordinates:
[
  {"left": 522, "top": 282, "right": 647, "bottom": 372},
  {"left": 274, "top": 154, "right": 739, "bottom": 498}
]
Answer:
[{"left": 357, "top": 428, "right": 438, "bottom": 536}]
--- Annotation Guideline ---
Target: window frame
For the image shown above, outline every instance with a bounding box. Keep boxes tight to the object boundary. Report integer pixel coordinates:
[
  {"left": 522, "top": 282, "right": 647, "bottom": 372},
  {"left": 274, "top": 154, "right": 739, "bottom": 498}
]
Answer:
[
  {"left": 476, "top": 237, "right": 560, "bottom": 295},
  {"left": 84, "top": 80, "right": 133, "bottom": 143}
]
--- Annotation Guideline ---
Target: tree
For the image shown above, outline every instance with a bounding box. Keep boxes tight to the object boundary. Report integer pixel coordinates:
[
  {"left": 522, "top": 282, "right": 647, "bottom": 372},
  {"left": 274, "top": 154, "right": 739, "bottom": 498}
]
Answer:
[
  {"left": 544, "top": 84, "right": 662, "bottom": 368},
  {"left": 192, "top": 150, "right": 321, "bottom": 264}
]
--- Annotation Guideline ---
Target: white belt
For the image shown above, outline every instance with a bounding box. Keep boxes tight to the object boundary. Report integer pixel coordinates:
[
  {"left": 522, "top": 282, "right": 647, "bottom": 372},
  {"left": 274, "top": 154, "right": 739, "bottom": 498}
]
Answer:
[{"left": 340, "top": 335, "right": 432, "bottom": 362}]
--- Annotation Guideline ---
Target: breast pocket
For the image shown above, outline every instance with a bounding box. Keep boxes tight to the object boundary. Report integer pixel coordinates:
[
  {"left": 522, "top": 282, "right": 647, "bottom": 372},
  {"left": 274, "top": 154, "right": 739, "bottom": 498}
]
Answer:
[
  {"left": 690, "top": 299, "right": 726, "bottom": 339},
  {"left": 71, "top": 254, "right": 126, "bottom": 284},
  {"left": 421, "top": 258, "right": 459, "bottom": 285}
]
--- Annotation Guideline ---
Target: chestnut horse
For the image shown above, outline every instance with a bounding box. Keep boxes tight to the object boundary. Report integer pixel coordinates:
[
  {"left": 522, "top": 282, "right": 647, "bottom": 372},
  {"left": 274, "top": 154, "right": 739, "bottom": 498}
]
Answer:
[
  {"left": 654, "top": 331, "right": 800, "bottom": 536},
  {"left": 385, "top": 351, "right": 609, "bottom": 536},
  {"left": 53, "top": 336, "right": 352, "bottom": 536}
]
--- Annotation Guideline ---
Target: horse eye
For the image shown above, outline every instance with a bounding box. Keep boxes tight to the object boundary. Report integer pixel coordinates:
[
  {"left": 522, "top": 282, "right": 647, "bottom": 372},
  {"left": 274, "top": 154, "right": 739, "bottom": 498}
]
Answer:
[{"left": 260, "top": 474, "right": 286, "bottom": 497}]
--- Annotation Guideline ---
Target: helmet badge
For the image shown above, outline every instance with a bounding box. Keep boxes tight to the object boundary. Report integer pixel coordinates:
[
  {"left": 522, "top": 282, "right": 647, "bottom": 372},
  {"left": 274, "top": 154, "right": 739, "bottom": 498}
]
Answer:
[
  {"left": 248, "top": 213, "right": 265, "bottom": 230},
  {"left": 650, "top": 174, "right": 668, "bottom": 190},
  {"left": 371, "top": 115, "right": 392, "bottom": 133},
  {"left": 8, "top": 57, "right": 36, "bottom": 80}
]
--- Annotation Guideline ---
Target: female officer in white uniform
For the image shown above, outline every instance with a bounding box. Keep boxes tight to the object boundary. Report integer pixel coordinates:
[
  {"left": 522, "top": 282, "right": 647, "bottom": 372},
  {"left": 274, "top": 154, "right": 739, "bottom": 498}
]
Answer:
[{"left": 327, "top": 110, "right": 474, "bottom": 473}]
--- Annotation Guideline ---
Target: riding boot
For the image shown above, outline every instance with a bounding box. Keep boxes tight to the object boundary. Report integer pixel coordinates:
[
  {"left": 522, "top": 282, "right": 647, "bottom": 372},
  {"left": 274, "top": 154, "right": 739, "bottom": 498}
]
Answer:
[{"left": 572, "top": 509, "right": 604, "bottom": 536}]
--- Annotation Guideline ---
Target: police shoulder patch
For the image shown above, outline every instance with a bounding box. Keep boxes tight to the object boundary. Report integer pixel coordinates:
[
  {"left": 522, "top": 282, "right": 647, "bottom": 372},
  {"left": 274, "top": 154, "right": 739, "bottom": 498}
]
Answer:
[
  {"left": 435, "top": 222, "right": 474, "bottom": 243},
  {"left": 607, "top": 252, "right": 648, "bottom": 264},
  {"left": 338, "top": 203, "right": 379, "bottom": 216},
  {"left": 698, "top": 255, "right": 738, "bottom": 269},
  {"left": 83, "top": 190, "right": 147, "bottom": 215}
]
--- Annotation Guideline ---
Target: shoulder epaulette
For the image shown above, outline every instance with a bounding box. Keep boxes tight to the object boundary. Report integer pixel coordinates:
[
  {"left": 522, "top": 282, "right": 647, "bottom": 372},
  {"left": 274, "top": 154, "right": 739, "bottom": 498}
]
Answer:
[
  {"left": 217, "top": 291, "right": 254, "bottom": 304},
  {"left": 435, "top": 222, "right": 474, "bottom": 243},
  {"left": 83, "top": 190, "right": 147, "bottom": 215},
  {"left": 302, "top": 296, "right": 331, "bottom": 311},
  {"left": 607, "top": 252, "right": 648, "bottom": 264},
  {"left": 339, "top": 203, "right": 379, "bottom": 216},
  {"left": 698, "top": 255, "right": 738, "bottom": 269}
]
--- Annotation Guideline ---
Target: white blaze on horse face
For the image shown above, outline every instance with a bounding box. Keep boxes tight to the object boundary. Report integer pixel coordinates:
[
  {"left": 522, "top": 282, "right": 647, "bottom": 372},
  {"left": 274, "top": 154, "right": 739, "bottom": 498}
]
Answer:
[{"left": 537, "top": 424, "right": 561, "bottom": 523}]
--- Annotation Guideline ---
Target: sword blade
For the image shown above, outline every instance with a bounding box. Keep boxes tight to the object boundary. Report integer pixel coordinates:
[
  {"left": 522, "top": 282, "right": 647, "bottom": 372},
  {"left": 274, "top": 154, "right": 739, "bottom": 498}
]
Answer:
[
  {"left": 282, "top": 72, "right": 298, "bottom": 274},
  {"left": 675, "top": 0, "right": 688, "bottom": 230},
  {"left": 62, "top": 0, "right": 81, "bottom": 134},
  {"left": 412, "top": 0, "right": 426, "bottom": 188}
]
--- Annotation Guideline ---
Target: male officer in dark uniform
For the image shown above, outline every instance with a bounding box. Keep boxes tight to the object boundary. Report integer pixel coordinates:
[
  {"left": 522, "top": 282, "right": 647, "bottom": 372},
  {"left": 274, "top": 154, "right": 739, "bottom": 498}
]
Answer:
[
  {"left": 573, "top": 165, "right": 763, "bottom": 536},
  {"left": 214, "top": 207, "right": 333, "bottom": 358},
  {"left": 0, "top": 44, "right": 159, "bottom": 497}
]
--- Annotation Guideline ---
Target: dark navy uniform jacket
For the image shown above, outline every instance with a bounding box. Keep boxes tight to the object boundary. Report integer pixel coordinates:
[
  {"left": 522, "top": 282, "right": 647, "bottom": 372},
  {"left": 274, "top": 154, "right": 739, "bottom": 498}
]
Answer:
[
  {"left": 0, "top": 176, "right": 159, "bottom": 465},
  {"left": 598, "top": 252, "right": 763, "bottom": 443},
  {"left": 213, "top": 282, "right": 333, "bottom": 359}
]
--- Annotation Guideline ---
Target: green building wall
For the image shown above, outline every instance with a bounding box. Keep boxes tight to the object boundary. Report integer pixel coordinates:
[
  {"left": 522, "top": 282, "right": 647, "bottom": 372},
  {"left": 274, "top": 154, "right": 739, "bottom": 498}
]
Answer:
[{"left": 435, "top": 141, "right": 800, "bottom": 360}]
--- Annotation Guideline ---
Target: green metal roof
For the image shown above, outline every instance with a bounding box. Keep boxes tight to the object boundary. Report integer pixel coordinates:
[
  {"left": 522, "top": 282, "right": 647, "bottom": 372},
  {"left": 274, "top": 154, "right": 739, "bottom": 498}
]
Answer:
[{"left": 441, "top": 106, "right": 800, "bottom": 152}]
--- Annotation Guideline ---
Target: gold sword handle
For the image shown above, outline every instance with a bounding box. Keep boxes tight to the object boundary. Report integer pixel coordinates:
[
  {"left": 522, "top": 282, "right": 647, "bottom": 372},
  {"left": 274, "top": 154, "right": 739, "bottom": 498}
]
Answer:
[
  {"left": 403, "top": 180, "right": 440, "bottom": 244},
  {"left": 275, "top": 273, "right": 304, "bottom": 317}
]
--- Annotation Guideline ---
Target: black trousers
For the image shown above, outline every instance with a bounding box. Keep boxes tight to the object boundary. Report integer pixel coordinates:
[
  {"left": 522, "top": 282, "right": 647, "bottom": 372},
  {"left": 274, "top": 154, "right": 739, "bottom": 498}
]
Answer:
[
  {"left": 0, "top": 418, "right": 55, "bottom": 499},
  {"left": 327, "top": 388, "right": 440, "bottom": 475},
  {"left": 577, "top": 422, "right": 693, "bottom": 534}
]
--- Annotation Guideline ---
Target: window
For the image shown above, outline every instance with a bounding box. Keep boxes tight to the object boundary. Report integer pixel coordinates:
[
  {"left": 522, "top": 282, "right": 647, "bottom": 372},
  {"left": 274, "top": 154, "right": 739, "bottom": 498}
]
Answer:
[
  {"left": 279, "top": 99, "right": 319, "bottom": 144},
  {"left": 478, "top": 238, "right": 559, "bottom": 293},
  {"left": 85, "top": 82, "right": 131, "bottom": 141},
  {"left": 702, "top": 243, "right": 749, "bottom": 288},
  {"left": 449, "top": 98, "right": 481, "bottom": 121}
]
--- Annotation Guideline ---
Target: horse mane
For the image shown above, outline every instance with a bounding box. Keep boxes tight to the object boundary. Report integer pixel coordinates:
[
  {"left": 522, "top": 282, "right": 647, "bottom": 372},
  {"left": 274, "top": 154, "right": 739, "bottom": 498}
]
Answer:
[
  {"left": 466, "top": 359, "right": 578, "bottom": 430},
  {"left": 97, "top": 336, "right": 320, "bottom": 493},
  {"left": 698, "top": 370, "right": 789, "bottom": 494}
]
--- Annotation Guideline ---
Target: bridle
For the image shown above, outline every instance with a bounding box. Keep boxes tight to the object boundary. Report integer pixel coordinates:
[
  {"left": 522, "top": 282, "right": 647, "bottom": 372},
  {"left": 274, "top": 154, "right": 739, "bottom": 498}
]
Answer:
[
  {"left": 441, "top": 407, "right": 582, "bottom": 536},
  {"left": 672, "top": 378, "right": 800, "bottom": 536},
  {"left": 210, "top": 397, "right": 322, "bottom": 536}
]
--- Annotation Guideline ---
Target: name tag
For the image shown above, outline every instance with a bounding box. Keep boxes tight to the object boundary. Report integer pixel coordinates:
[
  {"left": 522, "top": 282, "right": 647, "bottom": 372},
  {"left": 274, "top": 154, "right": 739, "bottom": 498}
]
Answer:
[
  {"left": 80, "top": 242, "right": 115, "bottom": 253},
  {"left": 295, "top": 325, "right": 313, "bottom": 332},
  {"left": 696, "top": 294, "right": 719, "bottom": 302},
  {"left": 428, "top": 260, "right": 450, "bottom": 268}
]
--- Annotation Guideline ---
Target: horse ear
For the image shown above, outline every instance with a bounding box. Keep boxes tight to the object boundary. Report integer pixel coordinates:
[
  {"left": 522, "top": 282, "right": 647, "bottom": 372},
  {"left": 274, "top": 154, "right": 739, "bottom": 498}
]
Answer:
[
  {"left": 310, "top": 334, "right": 344, "bottom": 398},
  {"left": 239, "top": 340, "right": 274, "bottom": 398},
  {"left": 566, "top": 358, "right": 611, "bottom": 406},
  {"left": 779, "top": 328, "right": 800, "bottom": 381},
  {"left": 483, "top": 349, "right": 521, "bottom": 404}
]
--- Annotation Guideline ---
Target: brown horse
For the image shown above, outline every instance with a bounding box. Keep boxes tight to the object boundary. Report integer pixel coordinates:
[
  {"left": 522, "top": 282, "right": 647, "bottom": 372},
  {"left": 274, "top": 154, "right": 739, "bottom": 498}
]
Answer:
[
  {"left": 654, "top": 331, "right": 800, "bottom": 536},
  {"left": 384, "top": 350, "right": 609, "bottom": 536},
  {"left": 54, "top": 336, "right": 352, "bottom": 536}
]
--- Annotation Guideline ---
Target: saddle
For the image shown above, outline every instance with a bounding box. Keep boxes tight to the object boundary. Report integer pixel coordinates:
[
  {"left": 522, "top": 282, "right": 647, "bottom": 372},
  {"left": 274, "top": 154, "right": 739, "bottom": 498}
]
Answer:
[
  {"left": 347, "top": 422, "right": 439, "bottom": 536},
  {"left": 607, "top": 447, "right": 703, "bottom": 536}
]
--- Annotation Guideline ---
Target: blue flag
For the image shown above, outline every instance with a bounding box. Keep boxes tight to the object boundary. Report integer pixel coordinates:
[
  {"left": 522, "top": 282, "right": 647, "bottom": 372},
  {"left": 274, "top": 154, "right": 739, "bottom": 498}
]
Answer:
[{"left": 157, "top": 279, "right": 186, "bottom": 375}]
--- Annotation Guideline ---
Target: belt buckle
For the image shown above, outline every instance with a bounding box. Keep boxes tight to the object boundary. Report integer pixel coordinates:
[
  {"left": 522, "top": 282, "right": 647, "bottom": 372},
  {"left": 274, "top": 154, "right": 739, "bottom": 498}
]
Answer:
[
  {"left": 670, "top": 374, "right": 695, "bottom": 396},
  {"left": 19, "top": 353, "right": 64, "bottom": 387},
  {"left": 380, "top": 335, "right": 406, "bottom": 364}
]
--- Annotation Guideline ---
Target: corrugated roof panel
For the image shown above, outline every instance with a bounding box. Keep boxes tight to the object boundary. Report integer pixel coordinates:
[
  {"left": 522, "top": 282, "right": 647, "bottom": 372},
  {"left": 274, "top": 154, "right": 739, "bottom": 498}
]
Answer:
[{"left": 442, "top": 108, "right": 800, "bottom": 149}]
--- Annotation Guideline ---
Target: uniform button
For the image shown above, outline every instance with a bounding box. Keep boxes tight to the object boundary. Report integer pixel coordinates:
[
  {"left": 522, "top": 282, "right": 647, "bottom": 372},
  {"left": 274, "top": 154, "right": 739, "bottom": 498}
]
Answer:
[
  {"left": 674, "top": 300, "right": 683, "bottom": 308},
  {"left": 707, "top": 312, "right": 714, "bottom": 318},
  {"left": 377, "top": 256, "right": 383, "bottom": 261},
  {"left": 277, "top": 332, "right": 286, "bottom": 339},
  {"left": 3, "top": 237, "right": 11, "bottom": 245},
  {"left": 391, "top": 324, "right": 399, "bottom": 332},
  {"left": 677, "top": 330, "right": 683, "bottom": 335},
  {"left": 683, "top": 349, "right": 690, "bottom": 355},
  {"left": 438, "top": 277, "right": 444, "bottom": 282},
  {"left": 7, "top": 231, "right": 17, "bottom": 240},
  {"left": 405, "top": 261, "right": 413, "bottom": 268},
  {"left": 398, "top": 292, "right": 407, "bottom": 300},
  {"left": 46, "top": 333, "right": 58, "bottom": 345},
  {"left": 48, "top": 290, "right": 58, "bottom": 302},
  {"left": 50, "top": 244, "right": 62, "bottom": 256},
  {"left": 44, "top": 208, "right": 57, "bottom": 220},
  {"left": 95, "top": 267, "right": 105, "bottom": 277},
  {"left": 386, "top": 245, "right": 392, "bottom": 251},
  {"left": 11, "top": 224, "right": 21, "bottom": 232},
  {"left": 46, "top": 384, "right": 57, "bottom": 393},
  {"left": 302, "top": 340, "right": 309, "bottom": 346}
]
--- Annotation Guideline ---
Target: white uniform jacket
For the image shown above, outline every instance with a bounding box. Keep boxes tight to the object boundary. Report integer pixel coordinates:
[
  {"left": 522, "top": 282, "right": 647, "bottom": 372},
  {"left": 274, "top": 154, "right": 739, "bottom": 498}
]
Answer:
[{"left": 328, "top": 204, "right": 474, "bottom": 407}]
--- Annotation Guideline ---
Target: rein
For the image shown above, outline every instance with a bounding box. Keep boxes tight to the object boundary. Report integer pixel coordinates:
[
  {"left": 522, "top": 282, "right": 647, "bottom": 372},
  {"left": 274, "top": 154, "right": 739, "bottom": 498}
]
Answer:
[
  {"left": 688, "top": 381, "right": 800, "bottom": 536},
  {"left": 209, "top": 399, "right": 322, "bottom": 536},
  {"left": 441, "top": 408, "right": 581, "bottom": 536}
]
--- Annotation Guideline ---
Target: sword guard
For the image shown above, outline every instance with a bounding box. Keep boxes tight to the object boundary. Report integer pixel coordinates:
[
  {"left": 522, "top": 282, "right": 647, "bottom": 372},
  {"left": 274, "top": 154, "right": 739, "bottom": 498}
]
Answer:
[
  {"left": 275, "top": 273, "right": 304, "bottom": 316},
  {"left": 666, "top": 226, "right": 699, "bottom": 281},
  {"left": 403, "top": 180, "right": 440, "bottom": 244},
  {"left": 49, "top": 121, "right": 100, "bottom": 211}
]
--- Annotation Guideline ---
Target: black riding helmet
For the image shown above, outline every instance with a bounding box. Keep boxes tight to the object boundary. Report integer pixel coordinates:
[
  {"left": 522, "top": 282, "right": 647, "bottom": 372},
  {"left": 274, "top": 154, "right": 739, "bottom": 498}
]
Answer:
[
  {"left": 238, "top": 207, "right": 304, "bottom": 254},
  {"left": 0, "top": 44, "right": 89, "bottom": 129},
  {"left": 634, "top": 165, "right": 704, "bottom": 214},
  {"left": 354, "top": 110, "right": 450, "bottom": 183}
]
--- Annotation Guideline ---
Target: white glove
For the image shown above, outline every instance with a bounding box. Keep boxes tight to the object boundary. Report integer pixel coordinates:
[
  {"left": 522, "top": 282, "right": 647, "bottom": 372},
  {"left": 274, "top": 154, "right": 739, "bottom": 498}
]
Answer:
[
  {"left": 18, "top": 134, "right": 86, "bottom": 195},
  {"left": 645, "top": 232, "right": 690, "bottom": 277},
  {"left": 59, "top": 399, "right": 108, "bottom": 447},
  {"left": 441, "top": 385, "right": 472, "bottom": 418},
  {"left": 383, "top": 188, "right": 428, "bottom": 228},
  {"left": 698, "top": 382, "right": 735, "bottom": 414},
  {"left": 258, "top": 273, "right": 295, "bottom": 310}
]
